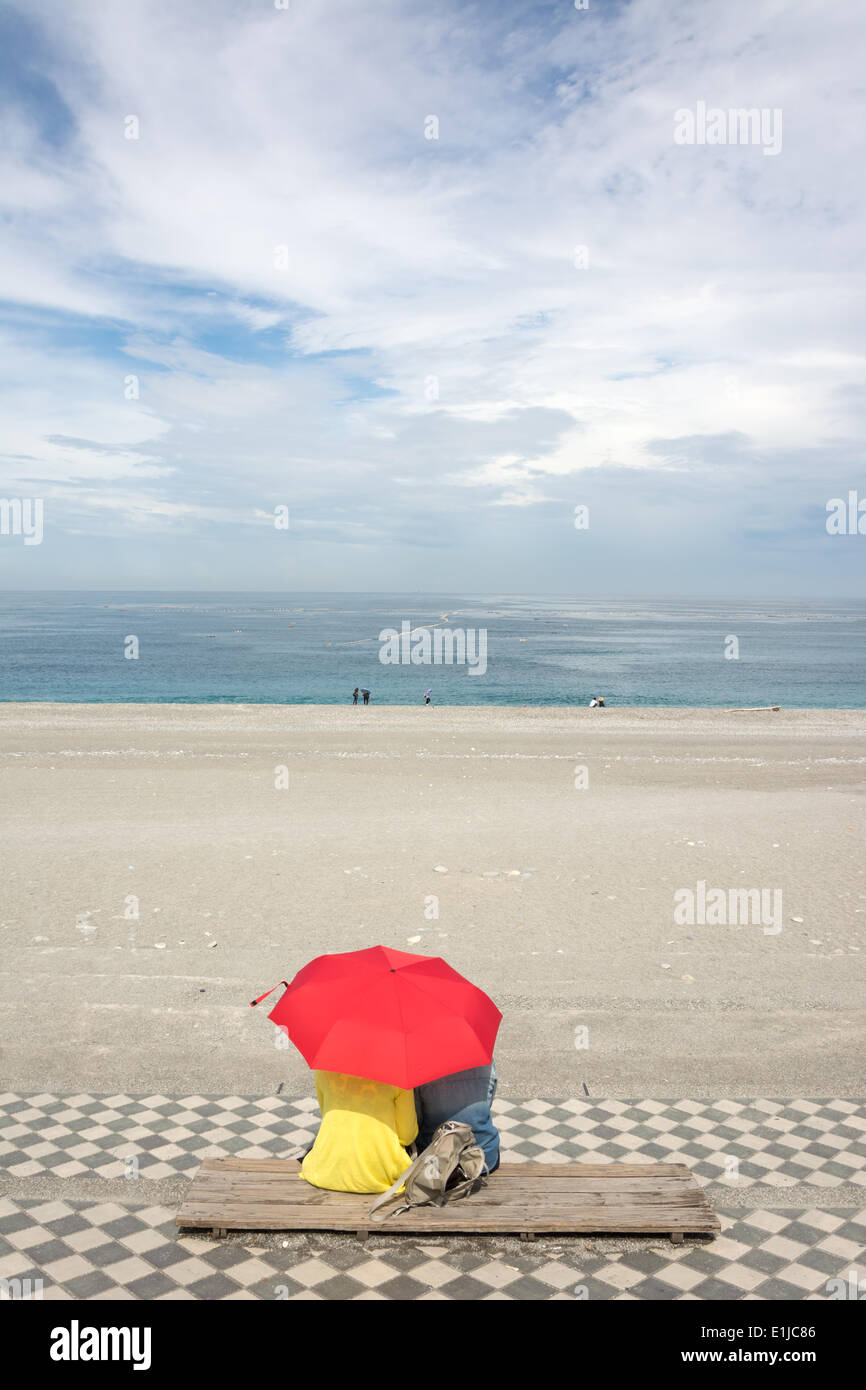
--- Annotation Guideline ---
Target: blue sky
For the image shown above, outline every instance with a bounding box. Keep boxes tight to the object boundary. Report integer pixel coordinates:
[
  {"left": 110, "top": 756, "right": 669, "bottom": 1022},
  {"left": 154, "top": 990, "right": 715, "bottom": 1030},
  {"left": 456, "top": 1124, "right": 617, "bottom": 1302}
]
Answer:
[{"left": 0, "top": 0, "right": 864, "bottom": 594}]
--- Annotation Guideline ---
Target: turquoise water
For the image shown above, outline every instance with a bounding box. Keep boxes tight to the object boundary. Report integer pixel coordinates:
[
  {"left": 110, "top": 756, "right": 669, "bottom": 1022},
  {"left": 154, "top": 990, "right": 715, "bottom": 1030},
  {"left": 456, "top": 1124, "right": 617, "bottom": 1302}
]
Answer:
[{"left": 0, "top": 592, "right": 863, "bottom": 706}]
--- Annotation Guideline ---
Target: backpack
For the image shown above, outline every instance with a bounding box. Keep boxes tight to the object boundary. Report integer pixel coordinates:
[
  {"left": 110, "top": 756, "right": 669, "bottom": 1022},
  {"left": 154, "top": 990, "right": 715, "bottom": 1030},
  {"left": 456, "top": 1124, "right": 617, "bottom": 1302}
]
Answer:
[{"left": 369, "top": 1120, "right": 488, "bottom": 1222}]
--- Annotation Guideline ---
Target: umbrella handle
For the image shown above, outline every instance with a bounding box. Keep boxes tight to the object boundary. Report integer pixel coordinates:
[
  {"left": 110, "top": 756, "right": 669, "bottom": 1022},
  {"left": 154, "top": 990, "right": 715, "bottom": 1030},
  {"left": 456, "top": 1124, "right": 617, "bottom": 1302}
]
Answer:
[{"left": 250, "top": 981, "right": 289, "bottom": 1007}]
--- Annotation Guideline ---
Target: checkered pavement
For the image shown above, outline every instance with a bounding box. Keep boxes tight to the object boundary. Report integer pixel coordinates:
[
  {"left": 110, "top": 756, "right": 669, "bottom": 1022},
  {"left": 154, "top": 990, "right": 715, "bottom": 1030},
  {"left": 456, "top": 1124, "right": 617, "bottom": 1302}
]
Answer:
[
  {"left": 2, "top": 1094, "right": 865, "bottom": 1188},
  {"left": 2, "top": 1094, "right": 864, "bottom": 1300},
  {"left": 1, "top": 1198, "right": 863, "bottom": 1301}
]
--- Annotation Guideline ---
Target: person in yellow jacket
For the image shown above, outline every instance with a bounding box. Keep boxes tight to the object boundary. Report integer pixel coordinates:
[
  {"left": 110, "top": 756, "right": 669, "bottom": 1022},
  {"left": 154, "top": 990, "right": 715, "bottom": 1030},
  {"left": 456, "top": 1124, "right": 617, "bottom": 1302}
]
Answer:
[{"left": 300, "top": 1070, "right": 418, "bottom": 1194}]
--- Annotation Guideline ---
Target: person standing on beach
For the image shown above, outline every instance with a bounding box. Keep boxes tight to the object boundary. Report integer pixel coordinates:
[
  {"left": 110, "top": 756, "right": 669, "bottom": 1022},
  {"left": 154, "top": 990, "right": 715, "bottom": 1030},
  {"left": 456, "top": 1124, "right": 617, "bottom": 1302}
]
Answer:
[
  {"left": 362, "top": 688, "right": 371, "bottom": 705},
  {"left": 352, "top": 687, "right": 359, "bottom": 705},
  {"left": 424, "top": 688, "right": 431, "bottom": 705}
]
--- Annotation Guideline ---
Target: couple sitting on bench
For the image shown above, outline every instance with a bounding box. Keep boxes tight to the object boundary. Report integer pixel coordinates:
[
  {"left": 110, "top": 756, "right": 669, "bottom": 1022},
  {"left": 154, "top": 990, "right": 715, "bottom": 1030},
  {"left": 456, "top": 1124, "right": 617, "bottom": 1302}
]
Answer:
[{"left": 300, "top": 1061, "right": 500, "bottom": 1194}]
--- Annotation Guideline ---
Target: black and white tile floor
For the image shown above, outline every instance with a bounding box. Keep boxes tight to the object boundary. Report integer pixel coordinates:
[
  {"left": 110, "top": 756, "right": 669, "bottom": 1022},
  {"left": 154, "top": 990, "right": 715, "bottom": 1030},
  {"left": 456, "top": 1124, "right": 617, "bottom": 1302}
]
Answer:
[{"left": 2, "top": 1094, "right": 864, "bottom": 1301}]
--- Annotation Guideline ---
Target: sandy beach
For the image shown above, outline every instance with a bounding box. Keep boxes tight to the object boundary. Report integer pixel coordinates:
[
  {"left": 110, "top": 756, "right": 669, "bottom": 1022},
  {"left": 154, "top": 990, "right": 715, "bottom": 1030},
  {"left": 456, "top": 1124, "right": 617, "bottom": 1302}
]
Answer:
[{"left": 1, "top": 703, "right": 864, "bottom": 1098}]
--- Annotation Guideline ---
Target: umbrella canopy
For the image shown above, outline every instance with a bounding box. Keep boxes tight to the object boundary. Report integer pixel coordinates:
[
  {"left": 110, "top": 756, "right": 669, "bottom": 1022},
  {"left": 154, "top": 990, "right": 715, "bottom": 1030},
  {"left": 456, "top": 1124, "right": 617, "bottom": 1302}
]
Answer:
[{"left": 251, "top": 945, "right": 501, "bottom": 1090}]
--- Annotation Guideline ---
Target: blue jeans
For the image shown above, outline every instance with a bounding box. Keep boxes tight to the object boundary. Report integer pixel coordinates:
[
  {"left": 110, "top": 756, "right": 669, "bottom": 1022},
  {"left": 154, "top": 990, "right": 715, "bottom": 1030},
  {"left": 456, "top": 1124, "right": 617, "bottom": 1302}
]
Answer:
[{"left": 414, "top": 1060, "right": 500, "bottom": 1170}]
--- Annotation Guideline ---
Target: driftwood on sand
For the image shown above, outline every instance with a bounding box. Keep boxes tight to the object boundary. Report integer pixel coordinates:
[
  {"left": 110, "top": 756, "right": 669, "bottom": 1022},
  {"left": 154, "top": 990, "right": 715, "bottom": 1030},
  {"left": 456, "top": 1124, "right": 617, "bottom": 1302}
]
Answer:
[{"left": 723, "top": 705, "right": 781, "bottom": 712}]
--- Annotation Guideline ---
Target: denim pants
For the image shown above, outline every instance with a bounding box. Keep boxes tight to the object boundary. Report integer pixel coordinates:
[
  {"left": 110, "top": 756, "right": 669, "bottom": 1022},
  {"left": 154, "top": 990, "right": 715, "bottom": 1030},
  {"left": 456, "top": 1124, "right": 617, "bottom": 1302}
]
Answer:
[{"left": 414, "top": 1060, "right": 500, "bottom": 1170}]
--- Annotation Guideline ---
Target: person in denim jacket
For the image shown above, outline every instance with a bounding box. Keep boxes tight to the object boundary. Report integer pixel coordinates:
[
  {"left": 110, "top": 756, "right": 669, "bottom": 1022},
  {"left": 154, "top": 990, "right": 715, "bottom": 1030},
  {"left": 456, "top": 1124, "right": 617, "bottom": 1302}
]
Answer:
[{"left": 414, "top": 1060, "right": 500, "bottom": 1172}]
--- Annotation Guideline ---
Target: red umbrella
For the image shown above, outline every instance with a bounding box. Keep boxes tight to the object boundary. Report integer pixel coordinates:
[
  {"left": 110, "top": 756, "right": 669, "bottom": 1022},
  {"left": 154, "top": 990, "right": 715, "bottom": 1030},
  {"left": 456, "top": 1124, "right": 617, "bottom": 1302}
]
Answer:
[{"left": 250, "top": 944, "right": 501, "bottom": 1089}]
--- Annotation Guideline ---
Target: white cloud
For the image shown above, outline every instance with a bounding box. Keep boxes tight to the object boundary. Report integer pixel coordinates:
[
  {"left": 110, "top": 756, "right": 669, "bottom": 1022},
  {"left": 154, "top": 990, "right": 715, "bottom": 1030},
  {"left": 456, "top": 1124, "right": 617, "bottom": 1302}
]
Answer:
[{"left": 0, "top": 0, "right": 863, "bottom": 591}]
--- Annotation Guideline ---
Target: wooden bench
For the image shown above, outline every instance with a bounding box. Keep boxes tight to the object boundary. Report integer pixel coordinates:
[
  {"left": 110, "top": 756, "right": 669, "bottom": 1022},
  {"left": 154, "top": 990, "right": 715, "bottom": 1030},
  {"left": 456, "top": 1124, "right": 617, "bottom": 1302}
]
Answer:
[{"left": 176, "top": 1158, "right": 720, "bottom": 1243}]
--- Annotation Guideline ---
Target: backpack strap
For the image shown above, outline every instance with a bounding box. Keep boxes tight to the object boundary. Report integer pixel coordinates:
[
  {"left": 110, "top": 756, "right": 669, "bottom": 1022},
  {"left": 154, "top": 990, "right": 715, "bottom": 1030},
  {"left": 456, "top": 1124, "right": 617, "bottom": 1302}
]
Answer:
[
  {"left": 369, "top": 1133, "right": 489, "bottom": 1223},
  {"left": 369, "top": 1149, "right": 427, "bottom": 1223}
]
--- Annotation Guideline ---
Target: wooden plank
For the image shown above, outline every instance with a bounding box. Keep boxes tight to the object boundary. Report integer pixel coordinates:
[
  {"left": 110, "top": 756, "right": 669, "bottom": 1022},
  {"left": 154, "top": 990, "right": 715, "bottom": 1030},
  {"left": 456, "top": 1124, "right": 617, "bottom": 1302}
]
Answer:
[
  {"left": 191, "top": 1173, "right": 699, "bottom": 1193},
  {"left": 201, "top": 1158, "right": 691, "bottom": 1178},
  {"left": 183, "top": 1183, "right": 707, "bottom": 1207},
  {"left": 178, "top": 1211, "right": 719, "bottom": 1228},
  {"left": 179, "top": 1201, "right": 717, "bottom": 1222},
  {"left": 176, "top": 1158, "right": 719, "bottom": 1237},
  {"left": 191, "top": 1184, "right": 699, "bottom": 1201},
  {"left": 178, "top": 1214, "right": 719, "bottom": 1234},
  {"left": 196, "top": 1168, "right": 694, "bottom": 1185},
  {"left": 181, "top": 1163, "right": 705, "bottom": 1190},
  {"left": 180, "top": 1196, "right": 714, "bottom": 1215}
]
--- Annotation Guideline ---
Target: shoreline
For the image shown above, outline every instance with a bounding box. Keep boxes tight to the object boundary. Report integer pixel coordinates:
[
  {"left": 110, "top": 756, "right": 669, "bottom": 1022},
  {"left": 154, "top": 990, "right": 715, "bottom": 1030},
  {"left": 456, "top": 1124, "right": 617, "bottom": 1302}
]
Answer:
[
  {"left": 0, "top": 703, "right": 864, "bottom": 746},
  {"left": 1, "top": 701, "right": 864, "bottom": 711},
  {"left": 1, "top": 701, "right": 864, "bottom": 719}
]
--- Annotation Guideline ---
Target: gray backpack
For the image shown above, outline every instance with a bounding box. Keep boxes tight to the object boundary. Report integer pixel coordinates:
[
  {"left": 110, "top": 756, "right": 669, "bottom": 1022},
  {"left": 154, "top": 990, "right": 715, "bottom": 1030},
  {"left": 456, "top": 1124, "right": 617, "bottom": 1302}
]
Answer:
[{"left": 369, "top": 1120, "right": 488, "bottom": 1222}]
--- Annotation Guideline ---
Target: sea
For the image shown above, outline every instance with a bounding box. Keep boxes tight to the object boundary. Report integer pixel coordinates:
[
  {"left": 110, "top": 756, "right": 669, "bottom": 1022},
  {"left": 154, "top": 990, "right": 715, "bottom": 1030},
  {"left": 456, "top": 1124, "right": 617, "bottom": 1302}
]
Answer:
[{"left": 0, "top": 592, "right": 863, "bottom": 707}]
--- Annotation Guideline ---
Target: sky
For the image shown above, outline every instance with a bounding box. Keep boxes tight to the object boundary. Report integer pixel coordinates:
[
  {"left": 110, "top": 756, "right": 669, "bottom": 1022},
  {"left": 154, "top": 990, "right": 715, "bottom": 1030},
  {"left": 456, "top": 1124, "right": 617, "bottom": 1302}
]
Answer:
[{"left": 0, "top": 0, "right": 864, "bottom": 595}]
